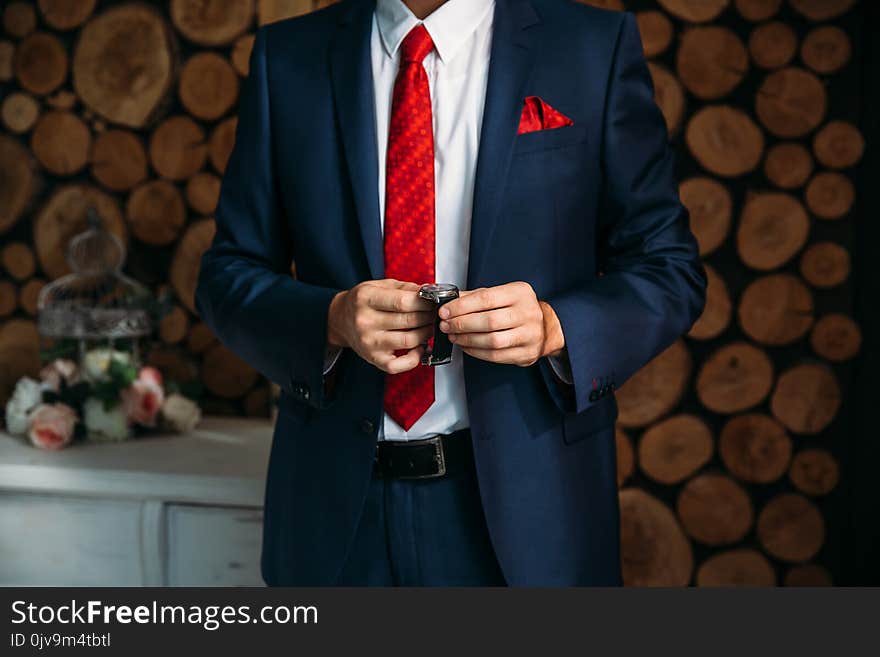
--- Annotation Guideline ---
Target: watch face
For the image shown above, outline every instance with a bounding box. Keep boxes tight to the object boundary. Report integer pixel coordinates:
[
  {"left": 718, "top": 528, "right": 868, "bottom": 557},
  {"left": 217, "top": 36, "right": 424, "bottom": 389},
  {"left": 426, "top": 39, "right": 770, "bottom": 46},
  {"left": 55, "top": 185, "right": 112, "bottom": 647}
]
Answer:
[{"left": 419, "top": 283, "right": 459, "bottom": 302}]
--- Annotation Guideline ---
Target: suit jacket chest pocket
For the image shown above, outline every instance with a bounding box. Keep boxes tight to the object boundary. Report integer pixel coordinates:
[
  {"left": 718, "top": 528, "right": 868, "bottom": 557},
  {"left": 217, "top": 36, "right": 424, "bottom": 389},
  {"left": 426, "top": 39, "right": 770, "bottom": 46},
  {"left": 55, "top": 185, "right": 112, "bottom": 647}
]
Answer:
[{"left": 512, "top": 123, "right": 589, "bottom": 156}]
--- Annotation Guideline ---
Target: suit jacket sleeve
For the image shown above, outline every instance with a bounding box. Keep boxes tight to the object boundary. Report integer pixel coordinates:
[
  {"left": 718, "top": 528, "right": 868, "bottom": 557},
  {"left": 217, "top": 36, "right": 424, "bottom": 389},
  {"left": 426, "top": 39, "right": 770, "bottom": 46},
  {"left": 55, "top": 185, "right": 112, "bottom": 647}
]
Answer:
[
  {"left": 195, "top": 27, "right": 341, "bottom": 408},
  {"left": 539, "top": 13, "right": 706, "bottom": 415}
]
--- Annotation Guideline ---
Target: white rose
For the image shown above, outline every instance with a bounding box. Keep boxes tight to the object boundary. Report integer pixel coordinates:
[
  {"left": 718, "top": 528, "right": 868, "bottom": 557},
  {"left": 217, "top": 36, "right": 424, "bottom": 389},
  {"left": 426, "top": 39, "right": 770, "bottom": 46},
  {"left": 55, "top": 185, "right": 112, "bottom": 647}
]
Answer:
[
  {"left": 83, "top": 397, "right": 131, "bottom": 442},
  {"left": 160, "top": 394, "right": 201, "bottom": 433},
  {"left": 82, "top": 348, "right": 131, "bottom": 382},
  {"left": 5, "top": 377, "right": 44, "bottom": 435}
]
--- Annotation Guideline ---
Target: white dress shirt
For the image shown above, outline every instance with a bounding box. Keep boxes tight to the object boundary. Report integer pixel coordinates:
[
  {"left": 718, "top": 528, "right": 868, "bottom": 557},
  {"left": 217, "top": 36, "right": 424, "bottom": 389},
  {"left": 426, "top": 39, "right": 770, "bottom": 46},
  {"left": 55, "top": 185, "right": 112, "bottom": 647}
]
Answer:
[{"left": 327, "top": 0, "right": 569, "bottom": 440}]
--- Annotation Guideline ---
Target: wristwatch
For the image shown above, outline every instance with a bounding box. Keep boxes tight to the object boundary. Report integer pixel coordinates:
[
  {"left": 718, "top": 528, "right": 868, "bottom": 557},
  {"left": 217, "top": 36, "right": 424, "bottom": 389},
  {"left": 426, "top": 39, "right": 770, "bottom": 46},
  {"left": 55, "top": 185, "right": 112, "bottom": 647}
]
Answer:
[{"left": 418, "top": 283, "right": 459, "bottom": 366}]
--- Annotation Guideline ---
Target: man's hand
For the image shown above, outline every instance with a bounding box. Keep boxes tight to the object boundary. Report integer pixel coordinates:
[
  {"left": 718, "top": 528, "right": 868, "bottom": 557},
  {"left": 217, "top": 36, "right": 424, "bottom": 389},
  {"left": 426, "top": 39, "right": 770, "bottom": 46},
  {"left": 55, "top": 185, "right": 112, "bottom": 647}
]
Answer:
[
  {"left": 439, "top": 281, "right": 565, "bottom": 366},
  {"left": 327, "top": 279, "right": 435, "bottom": 374}
]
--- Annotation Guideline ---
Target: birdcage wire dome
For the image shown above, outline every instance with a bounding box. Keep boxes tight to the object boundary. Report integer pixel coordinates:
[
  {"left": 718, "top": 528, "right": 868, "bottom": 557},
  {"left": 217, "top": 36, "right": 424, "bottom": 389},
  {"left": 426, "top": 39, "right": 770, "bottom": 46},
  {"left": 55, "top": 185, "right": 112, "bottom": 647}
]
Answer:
[{"left": 37, "top": 208, "right": 153, "bottom": 352}]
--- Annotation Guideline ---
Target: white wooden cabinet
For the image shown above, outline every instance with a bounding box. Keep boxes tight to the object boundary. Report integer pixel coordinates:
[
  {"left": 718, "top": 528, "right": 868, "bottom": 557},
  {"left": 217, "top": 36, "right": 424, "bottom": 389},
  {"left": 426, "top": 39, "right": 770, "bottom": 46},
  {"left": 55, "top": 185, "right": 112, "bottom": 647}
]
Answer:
[{"left": 0, "top": 417, "right": 273, "bottom": 586}]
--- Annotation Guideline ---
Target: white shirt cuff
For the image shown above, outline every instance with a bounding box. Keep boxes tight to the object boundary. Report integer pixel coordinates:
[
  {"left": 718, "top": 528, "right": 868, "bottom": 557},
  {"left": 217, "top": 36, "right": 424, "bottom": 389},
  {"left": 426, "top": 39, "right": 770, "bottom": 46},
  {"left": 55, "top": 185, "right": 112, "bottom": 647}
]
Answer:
[
  {"left": 323, "top": 347, "right": 342, "bottom": 375},
  {"left": 547, "top": 350, "right": 573, "bottom": 385}
]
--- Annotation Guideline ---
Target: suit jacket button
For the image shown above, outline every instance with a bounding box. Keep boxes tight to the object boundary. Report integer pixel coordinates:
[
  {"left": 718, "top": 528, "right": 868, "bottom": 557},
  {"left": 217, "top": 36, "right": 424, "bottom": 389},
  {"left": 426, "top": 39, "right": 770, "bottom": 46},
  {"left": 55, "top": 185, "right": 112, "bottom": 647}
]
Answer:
[{"left": 360, "top": 419, "right": 375, "bottom": 435}]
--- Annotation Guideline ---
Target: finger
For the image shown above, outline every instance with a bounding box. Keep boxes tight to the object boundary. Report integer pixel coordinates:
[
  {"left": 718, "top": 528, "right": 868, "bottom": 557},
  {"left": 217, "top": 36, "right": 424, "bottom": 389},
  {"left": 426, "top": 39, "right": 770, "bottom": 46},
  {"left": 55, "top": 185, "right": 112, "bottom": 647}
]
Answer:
[
  {"left": 461, "top": 346, "right": 536, "bottom": 366},
  {"left": 363, "top": 286, "right": 433, "bottom": 313},
  {"left": 378, "top": 325, "right": 434, "bottom": 351},
  {"left": 448, "top": 328, "right": 526, "bottom": 349},
  {"left": 376, "top": 279, "right": 422, "bottom": 291},
  {"left": 376, "top": 346, "right": 425, "bottom": 374},
  {"left": 440, "top": 284, "right": 520, "bottom": 319},
  {"left": 374, "top": 309, "right": 435, "bottom": 330},
  {"left": 440, "top": 307, "right": 520, "bottom": 334}
]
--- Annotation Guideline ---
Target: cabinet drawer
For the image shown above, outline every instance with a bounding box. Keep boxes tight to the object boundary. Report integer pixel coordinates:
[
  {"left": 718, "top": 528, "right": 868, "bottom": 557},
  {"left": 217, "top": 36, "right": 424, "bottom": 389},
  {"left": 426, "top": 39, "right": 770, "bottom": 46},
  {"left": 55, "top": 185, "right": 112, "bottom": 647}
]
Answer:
[
  {"left": 165, "top": 505, "right": 264, "bottom": 586},
  {"left": 0, "top": 493, "right": 143, "bottom": 586}
]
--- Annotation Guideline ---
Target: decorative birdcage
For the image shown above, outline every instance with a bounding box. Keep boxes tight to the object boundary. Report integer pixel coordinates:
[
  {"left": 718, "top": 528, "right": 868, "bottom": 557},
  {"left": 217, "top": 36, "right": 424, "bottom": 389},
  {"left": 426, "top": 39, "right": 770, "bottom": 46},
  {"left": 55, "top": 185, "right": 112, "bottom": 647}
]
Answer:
[{"left": 36, "top": 207, "right": 154, "bottom": 367}]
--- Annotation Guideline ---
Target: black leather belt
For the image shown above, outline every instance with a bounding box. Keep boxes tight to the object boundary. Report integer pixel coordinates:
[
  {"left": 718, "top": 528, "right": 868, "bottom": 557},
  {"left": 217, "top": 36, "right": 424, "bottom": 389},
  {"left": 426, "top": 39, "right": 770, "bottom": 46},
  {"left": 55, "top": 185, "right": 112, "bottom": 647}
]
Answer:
[{"left": 373, "top": 428, "right": 472, "bottom": 480}]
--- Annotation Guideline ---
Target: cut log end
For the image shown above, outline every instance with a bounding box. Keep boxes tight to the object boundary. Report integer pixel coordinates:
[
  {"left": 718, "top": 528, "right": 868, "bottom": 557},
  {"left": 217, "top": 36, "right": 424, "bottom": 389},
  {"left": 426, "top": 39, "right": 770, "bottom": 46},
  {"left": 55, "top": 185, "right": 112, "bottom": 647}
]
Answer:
[
  {"left": 185, "top": 171, "right": 222, "bottom": 215},
  {"left": 170, "top": 218, "right": 216, "bottom": 314},
  {"left": 771, "top": 364, "right": 841, "bottom": 435},
  {"left": 677, "top": 474, "right": 754, "bottom": 547},
  {"left": 0, "top": 135, "right": 37, "bottom": 235},
  {"left": 178, "top": 52, "right": 240, "bottom": 122},
  {"left": 636, "top": 11, "right": 673, "bottom": 58},
  {"left": 756, "top": 67, "right": 827, "bottom": 139},
  {"left": 719, "top": 413, "right": 792, "bottom": 484},
  {"left": 805, "top": 171, "right": 855, "bottom": 220},
  {"left": 697, "top": 342, "right": 774, "bottom": 414},
  {"left": 764, "top": 142, "right": 813, "bottom": 190},
  {"left": 1, "top": 241, "right": 36, "bottom": 281},
  {"left": 789, "top": 0, "right": 856, "bottom": 22},
  {"left": 657, "top": 0, "right": 729, "bottom": 23},
  {"left": 149, "top": 116, "right": 207, "bottom": 181},
  {"left": 73, "top": 4, "right": 176, "bottom": 128},
  {"left": 209, "top": 117, "right": 238, "bottom": 174},
  {"left": 678, "top": 26, "right": 748, "bottom": 100},
  {"left": 737, "top": 274, "right": 814, "bottom": 346},
  {"left": 616, "top": 427, "right": 635, "bottom": 487},
  {"left": 619, "top": 488, "right": 694, "bottom": 587},
  {"left": 736, "top": 193, "right": 810, "bottom": 271},
  {"left": 789, "top": 448, "right": 839, "bottom": 497},
  {"left": 801, "top": 26, "right": 851, "bottom": 75},
  {"left": 679, "top": 177, "right": 732, "bottom": 256},
  {"left": 158, "top": 304, "right": 190, "bottom": 345},
  {"left": 3, "top": 2, "right": 37, "bottom": 39},
  {"left": 638, "top": 414, "right": 713, "bottom": 485},
  {"left": 126, "top": 180, "right": 187, "bottom": 246},
  {"left": 749, "top": 21, "right": 797, "bottom": 70},
  {"left": 1, "top": 91, "right": 40, "bottom": 134},
  {"left": 171, "top": 0, "right": 254, "bottom": 47},
  {"left": 30, "top": 110, "right": 91, "bottom": 176},
  {"left": 813, "top": 121, "right": 864, "bottom": 170},
  {"left": 696, "top": 548, "right": 776, "bottom": 587},
  {"left": 784, "top": 564, "right": 832, "bottom": 586},
  {"left": 810, "top": 313, "right": 861, "bottom": 362},
  {"left": 800, "top": 241, "right": 850, "bottom": 289},
  {"left": 687, "top": 263, "right": 732, "bottom": 340},
  {"left": 757, "top": 493, "right": 825, "bottom": 563},
  {"left": 647, "top": 63, "right": 685, "bottom": 137},
  {"left": 15, "top": 32, "right": 68, "bottom": 96},
  {"left": 686, "top": 106, "right": 764, "bottom": 178},
  {"left": 90, "top": 129, "right": 148, "bottom": 192},
  {"left": 617, "top": 339, "right": 691, "bottom": 428},
  {"left": 735, "top": 0, "right": 782, "bottom": 22}
]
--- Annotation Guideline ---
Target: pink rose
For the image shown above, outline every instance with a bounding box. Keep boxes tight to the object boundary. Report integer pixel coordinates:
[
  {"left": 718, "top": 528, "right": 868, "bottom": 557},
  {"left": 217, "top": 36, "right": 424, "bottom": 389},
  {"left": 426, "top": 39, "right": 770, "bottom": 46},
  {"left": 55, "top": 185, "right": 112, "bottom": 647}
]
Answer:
[
  {"left": 39, "top": 359, "right": 80, "bottom": 391},
  {"left": 121, "top": 379, "right": 164, "bottom": 427},
  {"left": 27, "top": 403, "right": 77, "bottom": 450},
  {"left": 138, "top": 366, "right": 163, "bottom": 387}
]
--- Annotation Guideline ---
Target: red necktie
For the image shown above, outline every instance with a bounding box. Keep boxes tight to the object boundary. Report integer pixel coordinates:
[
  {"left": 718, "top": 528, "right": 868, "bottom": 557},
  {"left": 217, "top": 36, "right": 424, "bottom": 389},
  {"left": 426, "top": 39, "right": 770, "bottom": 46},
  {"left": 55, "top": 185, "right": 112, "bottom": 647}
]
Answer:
[{"left": 383, "top": 25, "right": 435, "bottom": 431}]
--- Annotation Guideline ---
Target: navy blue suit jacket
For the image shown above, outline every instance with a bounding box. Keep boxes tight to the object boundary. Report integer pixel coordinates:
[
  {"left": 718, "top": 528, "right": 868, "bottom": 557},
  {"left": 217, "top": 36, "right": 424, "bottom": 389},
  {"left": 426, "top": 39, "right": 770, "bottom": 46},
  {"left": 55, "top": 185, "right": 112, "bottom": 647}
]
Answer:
[{"left": 195, "top": 0, "right": 706, "bottom": 586}]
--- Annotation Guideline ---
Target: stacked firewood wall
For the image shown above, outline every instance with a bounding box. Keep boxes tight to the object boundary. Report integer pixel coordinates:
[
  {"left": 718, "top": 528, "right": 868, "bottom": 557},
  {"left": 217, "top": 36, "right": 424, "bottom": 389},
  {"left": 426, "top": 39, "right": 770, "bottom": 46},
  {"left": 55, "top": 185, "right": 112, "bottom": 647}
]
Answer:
[{"left": 0, "top": 0, "right": 863, "bottom": 585}]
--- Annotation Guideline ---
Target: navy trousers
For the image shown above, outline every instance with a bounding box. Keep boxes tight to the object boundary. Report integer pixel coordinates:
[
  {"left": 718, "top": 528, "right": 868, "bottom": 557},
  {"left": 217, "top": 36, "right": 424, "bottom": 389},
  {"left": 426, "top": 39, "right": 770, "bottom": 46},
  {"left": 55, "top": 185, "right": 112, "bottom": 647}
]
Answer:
[{"left": 333, "top": 444, "right": 506, "bottom": 586}]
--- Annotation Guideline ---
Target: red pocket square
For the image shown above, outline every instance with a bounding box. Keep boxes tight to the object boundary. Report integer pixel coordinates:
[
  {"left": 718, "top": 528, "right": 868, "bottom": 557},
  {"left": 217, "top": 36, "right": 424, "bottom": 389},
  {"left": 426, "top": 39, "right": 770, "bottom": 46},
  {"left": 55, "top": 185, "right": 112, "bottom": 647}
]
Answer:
[{"left": 517, "top": 96, "right": 575, "bottom": 135}]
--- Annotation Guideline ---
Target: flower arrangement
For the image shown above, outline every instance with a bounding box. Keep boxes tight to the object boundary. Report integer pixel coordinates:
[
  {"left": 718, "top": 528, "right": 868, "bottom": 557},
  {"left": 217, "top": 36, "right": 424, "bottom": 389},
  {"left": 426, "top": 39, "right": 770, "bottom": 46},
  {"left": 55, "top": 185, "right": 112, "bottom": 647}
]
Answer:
[{"left": 4, "top": 349, "right": 201, "bottom": 450}]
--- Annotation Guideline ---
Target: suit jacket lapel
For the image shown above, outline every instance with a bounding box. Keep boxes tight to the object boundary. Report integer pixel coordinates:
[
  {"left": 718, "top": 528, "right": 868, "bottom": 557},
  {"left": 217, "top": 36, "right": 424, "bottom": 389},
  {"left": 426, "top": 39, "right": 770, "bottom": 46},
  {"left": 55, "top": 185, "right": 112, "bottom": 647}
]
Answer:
[
  {"left": 467, "top": 0, "right": 541, "bottom": 288},
  {"left": 330, "top": 0, "right": 384, "bottom": 280}
]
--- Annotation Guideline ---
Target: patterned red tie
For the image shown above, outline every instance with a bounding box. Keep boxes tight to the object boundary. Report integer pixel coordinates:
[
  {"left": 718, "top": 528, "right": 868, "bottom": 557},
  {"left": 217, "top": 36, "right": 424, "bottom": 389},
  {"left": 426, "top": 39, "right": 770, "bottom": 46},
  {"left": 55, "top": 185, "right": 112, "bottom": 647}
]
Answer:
[{"left": 383, "top": 25, "right": 435, "bottom": 431}]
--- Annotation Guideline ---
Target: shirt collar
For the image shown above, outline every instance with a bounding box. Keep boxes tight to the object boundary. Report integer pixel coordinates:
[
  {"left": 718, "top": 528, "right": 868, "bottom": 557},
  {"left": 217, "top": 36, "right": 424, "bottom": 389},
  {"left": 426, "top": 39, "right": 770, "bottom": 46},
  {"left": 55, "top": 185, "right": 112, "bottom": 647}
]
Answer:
[{"left": 375, "top": 0, "right": 495, "bottom": 64}]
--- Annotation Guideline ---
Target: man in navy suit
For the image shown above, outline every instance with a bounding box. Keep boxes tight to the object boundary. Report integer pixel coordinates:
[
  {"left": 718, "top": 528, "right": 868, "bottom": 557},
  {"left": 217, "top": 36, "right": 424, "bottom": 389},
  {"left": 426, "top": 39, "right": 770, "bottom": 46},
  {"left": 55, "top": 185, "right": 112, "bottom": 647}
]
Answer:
[{"left": 195, "top": 0, "right": 705, "bottom": 586}]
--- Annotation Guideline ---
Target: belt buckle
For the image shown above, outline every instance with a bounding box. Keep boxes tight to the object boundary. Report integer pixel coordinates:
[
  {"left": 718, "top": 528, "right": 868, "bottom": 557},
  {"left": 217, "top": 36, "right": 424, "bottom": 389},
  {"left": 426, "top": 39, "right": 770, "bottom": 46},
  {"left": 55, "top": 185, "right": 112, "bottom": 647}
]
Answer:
[{"left": 398, "top": 435, "right": 446, "bottom": 480}]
